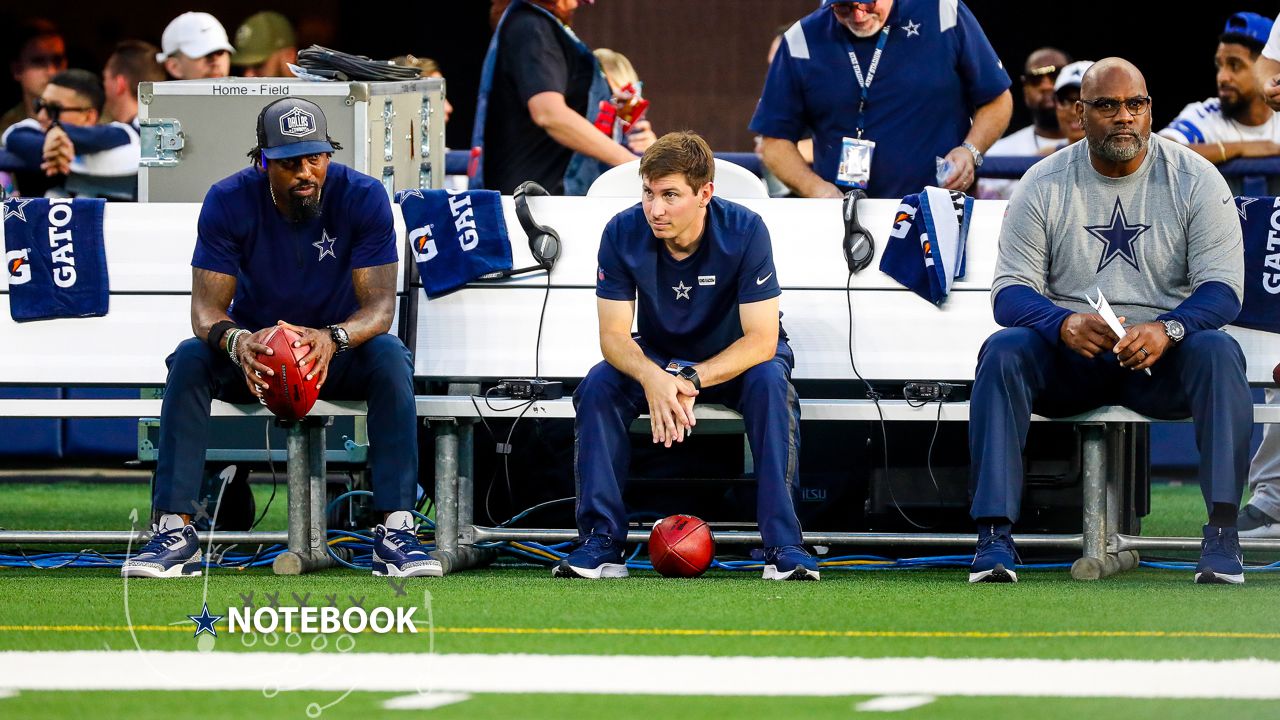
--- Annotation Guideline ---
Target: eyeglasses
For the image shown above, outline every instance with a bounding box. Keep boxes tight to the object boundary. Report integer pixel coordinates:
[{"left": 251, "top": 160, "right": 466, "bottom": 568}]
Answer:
[
  {"left": 831, "top": 2, "right": 878, "bottom": 15},
  {"left": 1020, "top": 65, "right": 1059, "bottom": 85},
  {"left": 33, "top": 98, "right": 92, "bottom": 119},
  {"left": 1079, "top": 96, "right": 1152, "bottom": 118}
]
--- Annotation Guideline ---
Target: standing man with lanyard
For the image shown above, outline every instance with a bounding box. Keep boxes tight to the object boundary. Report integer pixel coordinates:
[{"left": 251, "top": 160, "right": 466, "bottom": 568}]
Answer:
[
  {"left": 470, "top": 0, "right": 635, "bottom": 195},
  {"left": 750, "top": 0, "right": 1012, "bottom": 199}
]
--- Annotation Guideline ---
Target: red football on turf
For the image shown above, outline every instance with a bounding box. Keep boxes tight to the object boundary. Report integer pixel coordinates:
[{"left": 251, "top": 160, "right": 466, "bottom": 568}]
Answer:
[
  {"left": 256, "top": 326, "right": 319, "bottom": 421},
  {"left": 649, "top": 514, "right": 714, "bottom": 578}
]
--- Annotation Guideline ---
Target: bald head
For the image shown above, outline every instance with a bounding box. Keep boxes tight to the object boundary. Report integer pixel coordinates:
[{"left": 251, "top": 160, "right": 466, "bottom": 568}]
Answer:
[
  {"left": 1080, "top": 57, "right": 1147, "bottom": 99},
  {"left": 1077, "top": 57, "right": 1152, "bottom": 170}
]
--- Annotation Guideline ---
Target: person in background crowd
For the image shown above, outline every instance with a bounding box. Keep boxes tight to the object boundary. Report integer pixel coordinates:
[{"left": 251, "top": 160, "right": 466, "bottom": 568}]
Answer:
[
  {"left": 103, "top": 40, "right": 164, "bottom": 130},
  {"left": 757, "top": 25, "right": 812, "bottom": 198},
  {"left": 1160, "top": 12, "right": 1280, "bottom": 190},
  {"left": 1, "top": 19, "right": 67, "bottom": 134},
  {"left": 1, "top": 69, "right": 140, "bottom": 199},
  {"left": 157, "top": 12, "right": 234, "bottom": 80},
  {"left": 1051, "top": 61, "right": 1093, "bottom": 148},
  {"left": 392, "top": 55, "right": 454, "bottom": 123},
  {"left": 968, "top": 59, "right": 1249, "bottom": 585},
  {"left": 751, "top": 0, "right": 1012, "bottom": 199},
  {"left": 593, "top": 48, "right": 656, "bottom": 155},
  {"left": 471, "top": 0, "right": 636, "bottom": 195},
  {"left": 232, "top": 11, "right": 298, "bottom": 78},
  {"left": 980, "top": 47, "right": 1071, "bottom": 200}
]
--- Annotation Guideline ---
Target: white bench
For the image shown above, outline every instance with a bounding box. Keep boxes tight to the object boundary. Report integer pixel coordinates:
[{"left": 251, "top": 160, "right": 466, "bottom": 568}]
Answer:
[
  {"left": 411, "top": 195, "right": 1280, "bottom": 579},
  {"left": 2, "top": 197, "right": 1277, "bottom": 579}
]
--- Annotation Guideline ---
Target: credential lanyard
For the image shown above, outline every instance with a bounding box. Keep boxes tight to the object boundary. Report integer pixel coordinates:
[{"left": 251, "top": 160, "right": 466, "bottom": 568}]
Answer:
[{"left": 849, "top": 24, "right": 890, "bottom": 139}]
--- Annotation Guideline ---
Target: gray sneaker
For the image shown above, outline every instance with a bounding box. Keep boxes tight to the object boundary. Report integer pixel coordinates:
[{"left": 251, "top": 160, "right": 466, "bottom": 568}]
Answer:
[{"left": 1237, "top": 504, "right": 1280, "bottom": 539}]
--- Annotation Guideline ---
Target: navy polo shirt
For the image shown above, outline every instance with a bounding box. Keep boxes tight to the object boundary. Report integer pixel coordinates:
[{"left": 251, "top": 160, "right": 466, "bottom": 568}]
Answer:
[
  {"left": 192, "top": 163, "right": 397, "bottom": 331},
  {"left": 596, "top": 197, "right": 780, "bottom": 362},
  {"left": 749, "top": 0, "right": 1010, "bottom": 199}
]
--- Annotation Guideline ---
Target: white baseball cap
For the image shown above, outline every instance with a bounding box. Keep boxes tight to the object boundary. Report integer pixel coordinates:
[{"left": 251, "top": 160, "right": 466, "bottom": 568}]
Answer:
[
  {"left": 156, "top": 12, "right": 235, "bottom": 62},
  {"left": 1054, "top": 60, "right": 1095, "bottom": 93}
]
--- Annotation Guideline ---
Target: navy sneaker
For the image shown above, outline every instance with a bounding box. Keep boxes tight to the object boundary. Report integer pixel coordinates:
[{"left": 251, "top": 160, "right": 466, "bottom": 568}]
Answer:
[
  {"left": 1238, "top": 504, "right": 1280, "bottom": 539},
  {"left": 552, "top": 534, "right": 628, "bottom": 579},
  {"left": 762, "top": 545, "right": 820, "bottom": 581},
  {"left": 121, "top": 514, "right": 203, "bottom": 578},
  {"left": 969, "top": 524, "right": 1019, "bottom": 583},
  {"left": 1195, "top": 524, "right": 1245, "bottom": 585},
  {"left": 372, "top": 511, "right": 443, "bottom": 578}
]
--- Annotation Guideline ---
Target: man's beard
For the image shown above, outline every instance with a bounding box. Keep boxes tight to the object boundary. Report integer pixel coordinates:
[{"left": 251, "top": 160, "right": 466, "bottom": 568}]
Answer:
[
  {"left": 1094, "top": 128, "right": 1147, "bottom": 163},
  {"left": 1030, "top": 106, "right": 1060, "bottom": 133},
  {"left": 1218, "top": 91, "right": 1246, "bottom": 121},
  {"left": 284, "top": 186, "right": 322, "bottom": 223}
]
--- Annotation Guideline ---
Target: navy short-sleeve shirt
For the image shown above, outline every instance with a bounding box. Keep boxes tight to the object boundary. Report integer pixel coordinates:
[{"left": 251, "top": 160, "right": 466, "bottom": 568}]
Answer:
[
  {"left": 749, "top": 0, "right": 1010, "bottom": 199},
  {"left": 596, "top": 197, "right": 780, "bottom": 362},
  {"left": 191, "top": 163, "right": 397, "bottom": 331}
]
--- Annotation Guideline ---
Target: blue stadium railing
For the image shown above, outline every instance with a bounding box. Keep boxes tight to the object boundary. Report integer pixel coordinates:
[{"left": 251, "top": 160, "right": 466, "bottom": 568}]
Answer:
[{"left": 447, "top": 150, "right": 1280, "bottom": 196}]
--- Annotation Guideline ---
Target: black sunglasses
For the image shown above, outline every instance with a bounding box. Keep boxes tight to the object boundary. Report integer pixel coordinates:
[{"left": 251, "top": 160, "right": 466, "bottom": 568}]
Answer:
[
  {"left": 1020, "top": 65, "right": 1059, "bottom": 84},
  {"left": 33, "top": 97, "right": 92, "bottom": 118}
]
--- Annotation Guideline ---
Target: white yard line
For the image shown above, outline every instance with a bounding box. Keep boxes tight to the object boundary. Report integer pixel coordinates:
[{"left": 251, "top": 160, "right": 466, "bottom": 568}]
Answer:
[
  {"left": 0, "top": 652, "right": 1278, "bottom": 699},
  {"left": 382, "top": 692, "right": 471, "bottom": 710}
]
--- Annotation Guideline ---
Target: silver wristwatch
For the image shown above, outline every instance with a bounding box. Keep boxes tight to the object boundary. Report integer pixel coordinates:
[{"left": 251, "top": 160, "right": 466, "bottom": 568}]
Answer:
[
  {"left": 328, "top": 325, "right": 351, "bottom": 353},
  {"left": 961, "top": 142, "right": 984, "bottom": 168},
  {"left": 1161, "top": 319, "right": 1185, "bottom": 343}
]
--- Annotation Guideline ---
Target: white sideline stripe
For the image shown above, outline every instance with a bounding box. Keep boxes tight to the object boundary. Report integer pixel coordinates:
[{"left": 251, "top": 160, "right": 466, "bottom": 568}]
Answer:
[
  {"left": 1, "top": 652, "right": 1280, "bottom": 699},
  {"left": 382, "top": 692, "right": 471, "bottom": 710},
  {"left": 856, "top": 695, "right": 936, "bottom": 712}
]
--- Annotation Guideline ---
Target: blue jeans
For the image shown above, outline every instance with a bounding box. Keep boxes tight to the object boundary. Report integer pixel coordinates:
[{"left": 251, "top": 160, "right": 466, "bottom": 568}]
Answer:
[
  {"left": 969, "top": 327, "right": 1251, "bottom": 523},
  {"left": 572, "top": 340, "right": 804, "bottom": 547},
  {"left": 153, "top": 334, "right": 418, "bottom": 514}
]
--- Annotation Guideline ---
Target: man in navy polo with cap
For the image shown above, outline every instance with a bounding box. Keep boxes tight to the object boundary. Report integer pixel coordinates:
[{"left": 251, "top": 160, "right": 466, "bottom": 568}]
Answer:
[
  {"left": 751, "top": 0, "right": 1012, "bottom": 199},
  {"left": 122, "top": 98, "right": 438, "bottom": 579}
]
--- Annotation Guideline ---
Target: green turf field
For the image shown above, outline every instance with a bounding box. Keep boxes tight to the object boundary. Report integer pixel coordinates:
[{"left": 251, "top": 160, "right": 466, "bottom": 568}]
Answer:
[{"left": 1, "top": 480, "right": 1277, "bottom": 718}]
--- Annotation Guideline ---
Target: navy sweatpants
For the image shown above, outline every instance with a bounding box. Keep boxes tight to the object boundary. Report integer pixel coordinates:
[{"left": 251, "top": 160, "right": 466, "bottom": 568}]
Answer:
[
  {"left": 153, "top": 334, "right": 418, "bottom": 514},
  {"left": 572, "top": 340, "right": 804, "bottom": 547},
  {"left": 969, "top": 327, "right": 1252, "bottom": 523}
]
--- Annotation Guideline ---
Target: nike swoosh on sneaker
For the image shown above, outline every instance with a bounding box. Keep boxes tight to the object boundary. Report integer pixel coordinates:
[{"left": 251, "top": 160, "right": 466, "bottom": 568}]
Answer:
[{"left": 756, "top": 273, "right": 773, "bottom": 285}]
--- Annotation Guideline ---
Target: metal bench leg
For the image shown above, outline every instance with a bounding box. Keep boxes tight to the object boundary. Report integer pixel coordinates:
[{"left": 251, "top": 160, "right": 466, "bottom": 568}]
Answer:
[
  {"left": 273, "top": 418, "right": 334, "bottom": 575},
  {"left": 429, "top": 420, "right": 460, "bottom": 574},
  {"left": 1107, "top": 424, "right": 1139, "bottom": 573},
  {"left": 1071, "top": 423, "right": 1119, "bottom": 580}
]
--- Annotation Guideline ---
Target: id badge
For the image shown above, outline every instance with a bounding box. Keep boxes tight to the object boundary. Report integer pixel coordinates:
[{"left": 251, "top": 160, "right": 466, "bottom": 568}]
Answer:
[{"left": 837, "top": 136, "right": 875, "bottom": 190}]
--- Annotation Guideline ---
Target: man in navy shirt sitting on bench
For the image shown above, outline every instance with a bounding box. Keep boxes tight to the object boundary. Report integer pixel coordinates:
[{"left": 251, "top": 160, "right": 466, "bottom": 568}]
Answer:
[
  {"left": 123, "top": 98, "right": 438, "bottom": 579},
  {"left": 556, "top": 131, "right": 817, "bottom": 581}
]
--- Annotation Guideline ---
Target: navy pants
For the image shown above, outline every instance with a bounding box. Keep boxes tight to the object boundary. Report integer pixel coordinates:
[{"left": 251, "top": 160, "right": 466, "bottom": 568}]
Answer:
[
  {"left": 154, "top": 334, "right": 418, "bottom": 514},
  {"left": 572, "top": 340, "right": 804, "bottom": 547},
  {"left": 969, "top": 327, "right": 1252, "bottom": 523}
]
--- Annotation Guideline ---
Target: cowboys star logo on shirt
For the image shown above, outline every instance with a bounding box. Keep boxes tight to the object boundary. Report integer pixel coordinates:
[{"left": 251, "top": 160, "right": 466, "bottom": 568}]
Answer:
[
  {"left": 1084, "top": 198, "right": 1150, "bottom": 273},
  {"left": 279, "top": 107, "right": 317, "bottom": 138}
]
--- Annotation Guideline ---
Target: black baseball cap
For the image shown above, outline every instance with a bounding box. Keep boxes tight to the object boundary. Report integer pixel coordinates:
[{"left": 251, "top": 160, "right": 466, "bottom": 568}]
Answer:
[{"left": 256, "top": 97, "right": 336, "bottom": 160}]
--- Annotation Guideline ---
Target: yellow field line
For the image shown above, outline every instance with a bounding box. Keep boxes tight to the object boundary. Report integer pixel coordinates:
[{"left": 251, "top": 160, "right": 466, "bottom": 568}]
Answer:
[{"left": 0, "top": 624, "right": 1277, "bottom": 640}]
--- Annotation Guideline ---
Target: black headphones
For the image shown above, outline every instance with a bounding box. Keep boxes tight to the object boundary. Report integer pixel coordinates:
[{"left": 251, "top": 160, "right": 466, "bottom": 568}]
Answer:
[
  {"left": 842, "top": 189, "right": 875, "bottom": 274},
  {"left": 483, "top": 181, "right": 562, "bottom": 278}
]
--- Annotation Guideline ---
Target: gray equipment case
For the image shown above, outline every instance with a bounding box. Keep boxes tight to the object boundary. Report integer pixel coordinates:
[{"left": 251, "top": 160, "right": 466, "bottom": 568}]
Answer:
[{"left": 136, "top": 77, "right": 445, "bottom": 202}]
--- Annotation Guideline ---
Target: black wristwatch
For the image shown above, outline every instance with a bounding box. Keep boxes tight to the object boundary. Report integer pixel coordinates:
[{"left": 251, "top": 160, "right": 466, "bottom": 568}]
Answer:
[
  {"left": 328, "top": 325, "right": 350, "bottom": 354},
  {"left": 676, "top": 365, "right": 701, "bottom": 390},
  {"left": 1161, "top": 319, "right": 1185, "bottom": 343}
]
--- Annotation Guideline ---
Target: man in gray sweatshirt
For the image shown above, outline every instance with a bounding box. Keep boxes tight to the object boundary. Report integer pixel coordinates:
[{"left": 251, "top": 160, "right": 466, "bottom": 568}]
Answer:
[{"left": 968, "top": 58, "right": 1252, "bottom": 585}]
